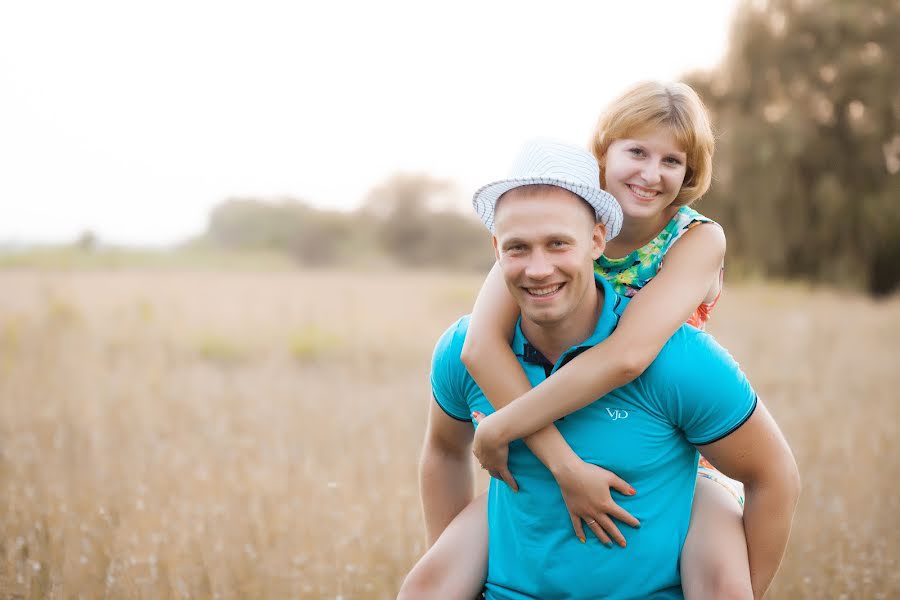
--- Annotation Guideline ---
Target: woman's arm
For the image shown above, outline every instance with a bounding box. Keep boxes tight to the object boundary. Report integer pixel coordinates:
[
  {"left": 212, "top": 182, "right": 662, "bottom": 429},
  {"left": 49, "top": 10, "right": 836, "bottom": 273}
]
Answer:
[
  {"left": 476, "top": 223, "right": 727, "bottom": 449},
  {"left": 461, "top": 263, "right": 585, "bottom": 483},
  {"left": 460, "top": 261, "right": 530, "bottom": 410},
  {"left": 462, "top": 262, "right": 639, "bottom": 547}
]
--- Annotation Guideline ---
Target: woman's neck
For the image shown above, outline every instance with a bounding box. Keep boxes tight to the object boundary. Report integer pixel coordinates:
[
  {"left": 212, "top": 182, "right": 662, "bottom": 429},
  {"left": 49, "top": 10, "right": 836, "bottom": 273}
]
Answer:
[{"left": 605, "top": 205, "right": 681, "bottom": 258}]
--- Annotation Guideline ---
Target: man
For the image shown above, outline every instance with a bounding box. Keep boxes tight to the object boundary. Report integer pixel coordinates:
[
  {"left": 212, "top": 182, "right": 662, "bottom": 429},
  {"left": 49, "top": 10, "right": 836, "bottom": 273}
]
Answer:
[{"left": 416, "top": 139, "right": 800, "bottom": 599}]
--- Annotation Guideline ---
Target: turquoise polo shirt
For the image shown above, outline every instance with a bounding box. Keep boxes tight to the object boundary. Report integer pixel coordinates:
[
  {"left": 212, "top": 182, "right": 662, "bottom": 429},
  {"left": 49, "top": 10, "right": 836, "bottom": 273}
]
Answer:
[{"left": 430, "top": 275, "right": 757, "bottom": 600}]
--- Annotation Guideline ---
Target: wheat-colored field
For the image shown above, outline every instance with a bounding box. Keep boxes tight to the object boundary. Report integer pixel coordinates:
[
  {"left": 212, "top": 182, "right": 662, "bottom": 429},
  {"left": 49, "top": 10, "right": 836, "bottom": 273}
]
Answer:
[{"left": 0, "top": 269, "right": 896, "bottom": 599}]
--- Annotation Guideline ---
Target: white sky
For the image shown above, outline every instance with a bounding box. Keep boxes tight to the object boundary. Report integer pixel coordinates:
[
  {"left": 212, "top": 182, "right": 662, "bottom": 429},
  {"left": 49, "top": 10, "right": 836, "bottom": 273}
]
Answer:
[{"left": 0, "top": 1, "right": 738, "bottom": 246}]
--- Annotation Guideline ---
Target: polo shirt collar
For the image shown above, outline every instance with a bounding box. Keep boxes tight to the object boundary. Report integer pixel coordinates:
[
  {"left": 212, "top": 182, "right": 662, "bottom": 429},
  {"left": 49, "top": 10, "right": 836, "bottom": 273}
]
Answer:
[{"left": 511, "top": 274, "right": 621, "bottom": 372}]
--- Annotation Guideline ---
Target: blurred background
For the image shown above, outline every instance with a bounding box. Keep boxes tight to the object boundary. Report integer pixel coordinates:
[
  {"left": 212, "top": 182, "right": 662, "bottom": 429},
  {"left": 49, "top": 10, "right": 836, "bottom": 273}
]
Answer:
[{"left": 0, "top": 0, "right": 897, "bottom": 598}]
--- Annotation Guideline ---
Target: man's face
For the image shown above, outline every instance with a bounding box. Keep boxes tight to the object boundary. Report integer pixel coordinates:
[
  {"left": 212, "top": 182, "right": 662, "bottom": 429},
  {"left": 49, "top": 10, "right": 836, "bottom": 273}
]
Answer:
[{"left": 492, "top": 186, "right": 606, "bottom": 328}]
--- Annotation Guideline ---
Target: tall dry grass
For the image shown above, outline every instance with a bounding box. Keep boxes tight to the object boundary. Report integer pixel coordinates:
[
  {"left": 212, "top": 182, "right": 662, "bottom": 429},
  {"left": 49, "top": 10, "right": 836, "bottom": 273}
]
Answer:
[{"left": 0, "top": 269, "right": 896, "bottom": 599}]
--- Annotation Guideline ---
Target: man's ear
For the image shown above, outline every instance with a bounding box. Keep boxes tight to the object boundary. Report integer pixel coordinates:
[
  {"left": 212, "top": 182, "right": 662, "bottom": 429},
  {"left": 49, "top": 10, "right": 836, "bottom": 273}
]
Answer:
[
  {"left": 492, "top": 235, "right": 501, "bottom": 261},
  {"left": 591, "top": 223, "right": 606, "bottom": 260}
]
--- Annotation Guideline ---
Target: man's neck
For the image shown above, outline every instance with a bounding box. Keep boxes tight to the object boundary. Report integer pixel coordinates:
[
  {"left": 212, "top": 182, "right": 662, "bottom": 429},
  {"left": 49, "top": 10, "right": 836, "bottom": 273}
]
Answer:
[{"left": 520, "top": 285, "right": 604, "bottom": 365}]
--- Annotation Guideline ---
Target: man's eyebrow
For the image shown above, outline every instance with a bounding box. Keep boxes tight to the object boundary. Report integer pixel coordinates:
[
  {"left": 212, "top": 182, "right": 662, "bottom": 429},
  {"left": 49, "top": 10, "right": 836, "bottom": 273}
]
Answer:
[
  {"left": 501, "top": 233, "right": 576, "bottom": 249},
  {"left": 500, "top": 237, "right": 527, "bottom": 250},
  {"left": 551, "top": 232, "right": 578, "bottom": 243}
]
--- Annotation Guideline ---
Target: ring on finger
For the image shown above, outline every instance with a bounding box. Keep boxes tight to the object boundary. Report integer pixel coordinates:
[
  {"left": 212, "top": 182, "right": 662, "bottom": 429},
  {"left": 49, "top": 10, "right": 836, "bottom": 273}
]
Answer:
[{"left": 585, "top": 519, "right": 597, "bottom": 526}]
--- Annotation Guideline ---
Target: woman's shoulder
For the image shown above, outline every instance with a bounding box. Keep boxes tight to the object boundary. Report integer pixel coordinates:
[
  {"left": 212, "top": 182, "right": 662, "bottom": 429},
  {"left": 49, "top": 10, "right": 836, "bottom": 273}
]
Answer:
[
  {"left": 669, "top": 205, "right": 719, "bottom": 236},
  {"left": 658, "top": 206, "right": 724, "bottom": 255}
]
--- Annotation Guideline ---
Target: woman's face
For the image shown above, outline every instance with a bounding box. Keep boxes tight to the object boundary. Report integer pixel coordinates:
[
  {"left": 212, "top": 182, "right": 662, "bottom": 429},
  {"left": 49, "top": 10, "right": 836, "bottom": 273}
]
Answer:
[{"left": 602, "top": 128, "right": 688, "bottom": 223}]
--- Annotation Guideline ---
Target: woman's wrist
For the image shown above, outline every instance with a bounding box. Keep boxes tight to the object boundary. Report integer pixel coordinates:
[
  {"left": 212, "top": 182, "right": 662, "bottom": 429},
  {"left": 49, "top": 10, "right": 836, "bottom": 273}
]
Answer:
[
  {"left": 477, "top": 409, "right": 510, "bottom": 445},
  {"left": 546, "top": 447, "right": 583, "bottom": 481}
]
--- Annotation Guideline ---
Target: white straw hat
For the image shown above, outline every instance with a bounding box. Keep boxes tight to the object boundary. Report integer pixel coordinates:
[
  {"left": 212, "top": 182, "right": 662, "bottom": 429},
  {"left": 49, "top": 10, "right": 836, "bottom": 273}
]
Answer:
[{"left": 472, "top": 138, "right": 622, "bottom": 240}]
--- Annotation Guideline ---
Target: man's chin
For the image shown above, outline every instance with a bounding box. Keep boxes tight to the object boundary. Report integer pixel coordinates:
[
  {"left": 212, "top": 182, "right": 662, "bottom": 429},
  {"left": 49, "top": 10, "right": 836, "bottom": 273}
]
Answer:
[{"left": 520, "top": 307, "right": 564, "bottom": 328}]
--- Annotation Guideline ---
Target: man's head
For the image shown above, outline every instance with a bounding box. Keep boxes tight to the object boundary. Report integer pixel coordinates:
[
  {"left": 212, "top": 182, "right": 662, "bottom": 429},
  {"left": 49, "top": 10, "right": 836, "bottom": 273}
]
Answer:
[
  {"left": 492, "top": 184, "right": 606, "bottom": 327},
  {"left": 472, "top": 138, "right": 623, "bottom": 328}
]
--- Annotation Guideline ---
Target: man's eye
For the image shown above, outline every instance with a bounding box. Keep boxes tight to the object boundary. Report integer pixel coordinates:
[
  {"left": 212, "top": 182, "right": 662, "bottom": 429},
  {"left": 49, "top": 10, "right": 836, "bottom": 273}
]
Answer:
[{"left": 549, "top": 241, "right": 568, "bottom": 249}]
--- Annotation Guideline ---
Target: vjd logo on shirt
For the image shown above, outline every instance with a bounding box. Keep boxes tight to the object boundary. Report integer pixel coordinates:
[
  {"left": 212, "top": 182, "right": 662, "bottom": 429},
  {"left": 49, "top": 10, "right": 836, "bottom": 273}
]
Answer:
[{"left": 606, "top": 407, "right": 629, "bottom": 420}]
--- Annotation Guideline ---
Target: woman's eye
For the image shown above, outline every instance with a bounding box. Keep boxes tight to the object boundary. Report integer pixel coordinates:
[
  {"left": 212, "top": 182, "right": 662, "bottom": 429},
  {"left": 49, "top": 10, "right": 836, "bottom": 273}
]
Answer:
[
  {"left": 665, "top": 156, "right": 683, "bottom": 166},
  {"left": 628, "top": 147, "right": 645, "bottom": 157}
]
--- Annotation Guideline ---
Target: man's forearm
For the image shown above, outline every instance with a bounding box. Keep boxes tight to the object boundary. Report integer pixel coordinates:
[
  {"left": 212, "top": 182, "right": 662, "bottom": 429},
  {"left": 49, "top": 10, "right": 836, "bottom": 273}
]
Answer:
[
  {"left": 742, "top": 475, "right": 801, "bottom": 599},
  {"left": 420, "top": 444, "right": 475, "bottom": 547}
]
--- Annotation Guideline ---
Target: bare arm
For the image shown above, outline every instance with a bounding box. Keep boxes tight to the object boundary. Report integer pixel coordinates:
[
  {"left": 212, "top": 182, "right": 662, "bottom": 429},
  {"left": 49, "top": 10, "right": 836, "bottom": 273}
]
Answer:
[
  {"left": 462, "top": 262, "right": 637, "bottom": 545},
  {"left": 461, "top": 261, "right": 531, "bottom": 409},
  {"left": 419, "top": 398, "right": 475, "bottom": 547},
  {"left": 461, "top": 262, "right": 583, "bottom": 477},
  {"left": 698, "top": 401, "right": 801, "bottom": 599},
  {"left": 479, "top": 223, "right": 727, "bottom": 446}
]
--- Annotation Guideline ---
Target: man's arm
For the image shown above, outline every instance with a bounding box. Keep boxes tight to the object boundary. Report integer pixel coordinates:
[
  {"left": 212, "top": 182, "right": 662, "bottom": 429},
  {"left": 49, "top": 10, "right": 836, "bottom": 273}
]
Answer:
[
  {"left": 420, "top": 397, "right": 476, "bottom": 547},
  {"left": 697, "top": 400, "right": 801, "bottom": 600}
]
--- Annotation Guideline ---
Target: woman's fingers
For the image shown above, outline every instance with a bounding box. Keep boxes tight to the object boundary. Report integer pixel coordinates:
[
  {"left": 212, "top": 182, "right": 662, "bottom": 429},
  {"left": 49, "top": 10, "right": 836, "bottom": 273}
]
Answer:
[
  {"left": 608, "top": 503, "right": 641, "bottom": 528},
  {"left": 585, "top": 519, "right": 612, "bottom": 546},
  {"left": 497, "top": 467, "right": 519, "bottom": 492},
  {"left": 598, "top": 515, "right": 626, "bottom": 548},
  {"left": 569, "top": 512, "right": 587, "bottom": 543},
  {"left": 607, "top": 473, "right": 637, "bottom": 498}
]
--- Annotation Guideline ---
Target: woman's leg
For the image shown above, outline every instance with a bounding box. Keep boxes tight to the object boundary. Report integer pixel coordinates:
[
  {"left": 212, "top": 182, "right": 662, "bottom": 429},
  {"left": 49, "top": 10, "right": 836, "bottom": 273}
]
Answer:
[
  {"left": 398, "top": 492, "right": 489, "bottom": 600},
  {"left": 681, "top": 475, "right": 753, "bottom": 600}
]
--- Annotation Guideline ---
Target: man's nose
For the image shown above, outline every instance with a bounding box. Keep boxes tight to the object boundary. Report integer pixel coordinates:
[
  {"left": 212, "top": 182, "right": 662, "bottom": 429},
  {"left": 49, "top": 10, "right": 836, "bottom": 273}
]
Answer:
[{"left": 524, "top": 250, "right": 554, "bottom": 279}]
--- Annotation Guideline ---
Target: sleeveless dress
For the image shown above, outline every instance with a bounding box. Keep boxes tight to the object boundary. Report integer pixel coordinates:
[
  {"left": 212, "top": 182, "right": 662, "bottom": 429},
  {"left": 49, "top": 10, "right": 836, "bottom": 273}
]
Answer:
[{"left": 594, "top": 206, "right": 744, "bottom": 507}]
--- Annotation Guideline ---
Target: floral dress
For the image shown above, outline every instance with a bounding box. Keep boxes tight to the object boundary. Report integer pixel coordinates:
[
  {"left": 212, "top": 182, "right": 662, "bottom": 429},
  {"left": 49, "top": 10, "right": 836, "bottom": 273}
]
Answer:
[
  {"left": 595, "top": 206, "right": 743, "bottom": 506},
  {"left": 595, "top": 205, "right": 723, "bottom": 330}
]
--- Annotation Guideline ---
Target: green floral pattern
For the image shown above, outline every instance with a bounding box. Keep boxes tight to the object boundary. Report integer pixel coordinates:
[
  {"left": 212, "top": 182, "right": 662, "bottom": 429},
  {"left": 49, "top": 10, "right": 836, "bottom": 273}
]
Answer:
[{"left": 595, "top": 206, "right": 715, "bottom": 299}]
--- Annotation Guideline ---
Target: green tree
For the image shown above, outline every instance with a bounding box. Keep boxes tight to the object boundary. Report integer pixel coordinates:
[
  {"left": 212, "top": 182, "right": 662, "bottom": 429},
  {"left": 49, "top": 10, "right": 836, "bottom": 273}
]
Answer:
[{"left": 686, "top": 0, "right": 899, "bottom": 294}]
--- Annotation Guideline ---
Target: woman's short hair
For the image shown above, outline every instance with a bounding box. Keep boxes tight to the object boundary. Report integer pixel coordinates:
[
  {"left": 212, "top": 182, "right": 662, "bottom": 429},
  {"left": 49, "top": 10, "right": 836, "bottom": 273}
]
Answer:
[{"left": 591, "top": 81, "right": 715, "bottom": 206}]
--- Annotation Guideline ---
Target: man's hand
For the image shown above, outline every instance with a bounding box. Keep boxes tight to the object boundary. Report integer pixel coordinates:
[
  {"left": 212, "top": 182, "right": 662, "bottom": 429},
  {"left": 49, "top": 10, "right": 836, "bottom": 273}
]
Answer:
[
  {"left": 551, "top": 457, "right": 640, "bottom": 547},
  {"left": 472, "top": 411, "right": 518, "bottom": 491}
]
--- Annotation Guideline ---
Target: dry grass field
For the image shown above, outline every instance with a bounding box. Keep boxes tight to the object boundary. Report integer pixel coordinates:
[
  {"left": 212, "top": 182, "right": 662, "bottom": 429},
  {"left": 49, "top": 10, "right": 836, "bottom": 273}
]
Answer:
[{"left": 0, "top": 268, "right": 896, "bottom": 599}]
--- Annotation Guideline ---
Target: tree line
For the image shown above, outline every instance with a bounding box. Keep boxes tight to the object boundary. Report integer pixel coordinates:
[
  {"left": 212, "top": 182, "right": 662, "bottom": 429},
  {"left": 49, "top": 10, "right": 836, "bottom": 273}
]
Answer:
[{"left": 205, "top": 174, "right": 494, "bottom": 271}]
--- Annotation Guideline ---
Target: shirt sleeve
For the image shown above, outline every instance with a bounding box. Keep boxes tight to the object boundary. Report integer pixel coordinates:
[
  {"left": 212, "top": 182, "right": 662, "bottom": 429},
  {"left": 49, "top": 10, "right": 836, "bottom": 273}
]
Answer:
[
  {"left": 645, "top": 327, "right": 758, "bottom": 445},
  {"left": 430, "top": 317, "right": 473, "bottom": 422}
]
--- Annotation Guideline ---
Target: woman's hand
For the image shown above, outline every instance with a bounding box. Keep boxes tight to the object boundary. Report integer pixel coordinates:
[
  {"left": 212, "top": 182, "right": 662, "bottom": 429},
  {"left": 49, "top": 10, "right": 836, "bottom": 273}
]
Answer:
[
  {"left": 472, "top": 411, "right": 518, "bottom": 491},
  {"left": 552, "top": 457, "right": 640, "bottom": 547}
]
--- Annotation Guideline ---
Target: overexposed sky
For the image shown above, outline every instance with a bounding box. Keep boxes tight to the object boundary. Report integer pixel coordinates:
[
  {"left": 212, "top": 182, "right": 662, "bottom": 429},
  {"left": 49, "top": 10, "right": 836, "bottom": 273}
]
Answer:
[{"left": 0, "top": 1, "right": 739, "bottom": 245}]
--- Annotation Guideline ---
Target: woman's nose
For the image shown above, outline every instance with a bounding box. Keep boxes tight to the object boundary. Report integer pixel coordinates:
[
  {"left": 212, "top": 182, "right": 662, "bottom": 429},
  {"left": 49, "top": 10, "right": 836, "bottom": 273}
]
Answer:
[{"left": 641, "top": 162, "right": 661, "bottom": 185}]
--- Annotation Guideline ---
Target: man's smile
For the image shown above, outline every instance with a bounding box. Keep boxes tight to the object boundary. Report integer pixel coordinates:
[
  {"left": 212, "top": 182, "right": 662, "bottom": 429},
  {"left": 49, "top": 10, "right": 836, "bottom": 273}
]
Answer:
[{"left": 524, "top": 282, "right": 565, "bottom": 298}]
